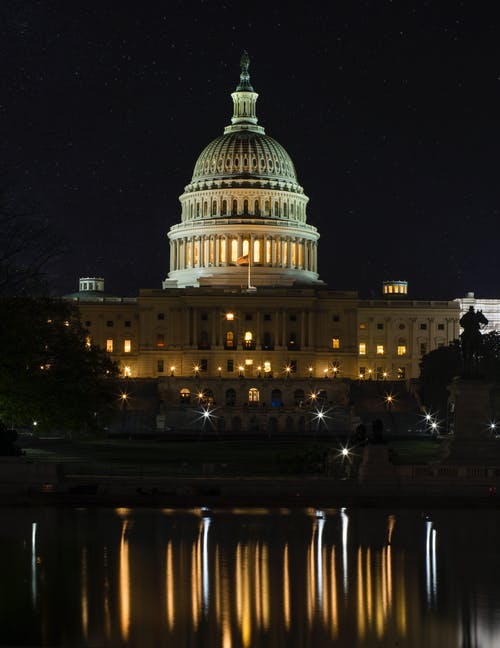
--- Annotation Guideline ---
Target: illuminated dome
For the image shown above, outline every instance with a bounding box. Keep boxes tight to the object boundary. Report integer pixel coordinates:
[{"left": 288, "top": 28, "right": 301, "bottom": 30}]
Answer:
[
  {"left": 164, "top": 52, "right": 321, "bottom": 289},
  {"left": 189, "top": 131, "right": 299, "bottom": 189}
]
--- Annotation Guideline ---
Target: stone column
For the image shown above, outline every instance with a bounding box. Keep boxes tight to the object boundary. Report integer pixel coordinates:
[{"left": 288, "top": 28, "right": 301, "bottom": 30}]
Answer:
[
  {"left": 300, "top": 311, "right": 306, "bottom": 348},
  {"left": 274, "top": 310, "right": 280, "bottom": 347},
  {"left": 215, "top": 235, "right": 220, "bottom": 266}
]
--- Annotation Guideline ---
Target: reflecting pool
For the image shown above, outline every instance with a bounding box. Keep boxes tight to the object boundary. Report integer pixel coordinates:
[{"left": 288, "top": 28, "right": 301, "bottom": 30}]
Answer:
[{"left": 2, "top": 506, "right": 500, "bottom": 647}]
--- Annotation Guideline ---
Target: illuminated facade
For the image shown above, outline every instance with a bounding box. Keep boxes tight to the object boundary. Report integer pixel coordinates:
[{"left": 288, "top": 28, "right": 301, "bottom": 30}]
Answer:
[{"left": 66, "top": 54, "right": 460, "bottom": 429}]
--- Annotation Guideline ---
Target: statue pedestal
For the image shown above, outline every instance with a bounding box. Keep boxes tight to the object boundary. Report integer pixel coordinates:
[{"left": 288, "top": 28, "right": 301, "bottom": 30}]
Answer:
[
  {"left": 358, "top": 444, "right": 398, "bottom": 489},
  {"left": 447, "top": 378, "right": 499, "bottom": 462}
]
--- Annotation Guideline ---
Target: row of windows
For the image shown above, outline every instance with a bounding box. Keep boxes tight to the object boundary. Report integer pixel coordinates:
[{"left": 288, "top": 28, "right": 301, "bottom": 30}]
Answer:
[
  {"left": 359, "top": 344, "right": 407, "bottom": 356},
  {"left": 359, "top": 322, "right": 446, "bottom": 331},
  {"left": 85, "top": 320, "right": 133, "bottom": 328},
  {"left": 186, "top": 198, "right": 304, "bottom": 220},
  {"left": 106, "top": 339, "right": 132, "bottom": 353}
]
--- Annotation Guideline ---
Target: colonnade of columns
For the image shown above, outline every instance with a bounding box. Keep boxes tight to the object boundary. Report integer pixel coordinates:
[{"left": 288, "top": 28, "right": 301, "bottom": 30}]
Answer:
[
  {"left": 169, "top": 234, "right": 318, "bottom": 273},
  {"left": 181, "top": 194, "right": 307, "bottom": 222}
]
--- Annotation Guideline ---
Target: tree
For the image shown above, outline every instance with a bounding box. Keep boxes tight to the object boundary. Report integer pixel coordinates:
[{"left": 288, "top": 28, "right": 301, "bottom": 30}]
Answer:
[
  {"left": 0, "top": 192, "right": 63, "bottom": 297},
  {"left": 419, "top": 332, "right": 500, "bottom": 420},
  {"left": 419, "top": 342, "right": 463, "bottom": 419},
  {"left": 0, "top": 297, "right": 118, "bottom": 434}
]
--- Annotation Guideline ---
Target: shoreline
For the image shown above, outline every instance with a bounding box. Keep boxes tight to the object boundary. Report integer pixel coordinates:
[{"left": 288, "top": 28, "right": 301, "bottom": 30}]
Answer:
[{"left": 1, "top": 474, "right": 499, "bottom": 509}]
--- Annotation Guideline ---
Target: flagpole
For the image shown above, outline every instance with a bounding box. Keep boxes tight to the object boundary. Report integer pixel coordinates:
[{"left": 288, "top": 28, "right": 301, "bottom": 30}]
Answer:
[{"left": 248, "top": 250, "right": 251, "bottom": 289}]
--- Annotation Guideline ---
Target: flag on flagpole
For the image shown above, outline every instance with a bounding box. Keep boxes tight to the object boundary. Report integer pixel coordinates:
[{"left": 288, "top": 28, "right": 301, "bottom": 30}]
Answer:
[{"left": 236, "top": 255, "right": 249, "bottom": 266}]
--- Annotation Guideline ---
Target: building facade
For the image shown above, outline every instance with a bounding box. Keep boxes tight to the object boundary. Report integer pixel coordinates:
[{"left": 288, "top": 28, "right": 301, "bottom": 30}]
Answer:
[{"left": 65, "top": 54, "right": 460, "bottom": 430}]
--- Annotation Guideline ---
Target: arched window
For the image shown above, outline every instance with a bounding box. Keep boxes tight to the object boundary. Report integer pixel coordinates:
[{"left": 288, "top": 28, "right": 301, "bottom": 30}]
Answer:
[
  {"left": 225, "top": 331, "right": 235, "bottom": 349},
  {"left": 254, "top": 200, "right": 259, "bottom": 215},
  {"left": 232, "top": 199, "right": 237, "bottom": 215},
  {"left": 203, "top": 201, "right": 208, "bottom": 216},
  {"left": 294, "top": 389, "right": 305, "bottom": 406},
  {"left": 248, "top": 387, "right": 260, "bottom": 403},
  {"left": 265, "top": 200, "right": 270, "bottom": 214},
  {"left": 271, "top": 389, "right": 283, "bottom": 407},
  {"left": 244, "top": 331, "right": 255, "bottom": 350},
  {"left": 199, "top": 331, "right": 210, "bottom": 349},
  {"left": 222, "top": 199, "right": 227, "bottom": 215},
  {"left": 196, "top": 203, "right": 200, "bottom": 217},
  {"left": 243, "top": 199, "right": 249, "bottom": 213},
  {"left": 242, "top": 239, "right": 249, "bottom": 256},
  {"left": 266, "top": 239, "right": 272, "bottom": 264},
  {"left": 263, "top": 332, "right": 274, "bottom": 350},
  {"left": 283, "top": 203, "right": 287, "bottom": 217},
  {"left": 212, "top": 200, "right": 217, "bottom": 215},
  {"left": 274, "top": 201, "right": 279, "bottom": 216},
  {"left": 179, "top": 388, "right": 191, "bottom": 404},
  {"left": 226, "top": 389, "right": 236, "bottom": 406}
]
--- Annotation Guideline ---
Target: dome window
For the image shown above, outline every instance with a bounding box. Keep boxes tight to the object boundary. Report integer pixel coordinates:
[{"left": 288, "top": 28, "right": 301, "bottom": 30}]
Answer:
[
  {"left": 226, "top": 158, "right": 230, "bottom": 167},
  {"left": 235, "top": 158, "right": 239, "bottom": 166},
  {"left": 252, "top": 157, "right": 257, "bottom": 167},
  {"left": 222, "top": 199, "right": 227, "bottom": 215}
]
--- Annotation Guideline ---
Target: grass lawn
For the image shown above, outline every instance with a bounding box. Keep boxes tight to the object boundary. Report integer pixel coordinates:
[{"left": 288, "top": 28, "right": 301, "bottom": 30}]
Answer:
[{"left": 20, "top": 435, "right": 448, "bottom": 476}]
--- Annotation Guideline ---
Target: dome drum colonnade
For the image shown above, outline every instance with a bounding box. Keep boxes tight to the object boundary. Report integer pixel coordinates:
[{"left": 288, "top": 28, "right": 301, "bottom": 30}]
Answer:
[{"left": 164, "top": 51, "right": 321, "bottom": 289}]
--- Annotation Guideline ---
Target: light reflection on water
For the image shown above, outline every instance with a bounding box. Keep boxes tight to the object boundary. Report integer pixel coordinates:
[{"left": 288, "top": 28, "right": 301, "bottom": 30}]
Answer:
[{"left": 2, "top": 506, "right": 500, "bottom": 647}]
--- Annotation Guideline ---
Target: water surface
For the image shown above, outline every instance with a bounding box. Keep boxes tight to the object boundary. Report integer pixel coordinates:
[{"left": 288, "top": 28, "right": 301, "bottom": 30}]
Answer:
[{"left": 1, "top": 506, "right": 499, "bottom": 647}]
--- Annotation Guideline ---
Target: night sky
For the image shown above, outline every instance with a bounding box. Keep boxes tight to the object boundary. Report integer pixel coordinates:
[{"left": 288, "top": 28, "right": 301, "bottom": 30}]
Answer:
[{"left": 2, "top": 1, "right": 500, "bottom": 299}]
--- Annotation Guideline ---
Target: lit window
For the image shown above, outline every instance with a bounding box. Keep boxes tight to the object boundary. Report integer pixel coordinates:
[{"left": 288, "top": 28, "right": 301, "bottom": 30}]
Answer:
[
  {"left": 156, "top": 334, "right": 165, "bottom": 348},
  {"left": 85, "top": 336, "right": 91, "bottom": 349},
  {"left": 359, "top": 343, "right": 366, "bottom": 355},
  {"left": 332, "top": 337, "right": 340, "bottom": 349},
  {"left": 106, "top": 339, "right": 113, "bottom": 352},
  {"left": 226, "top": 312, "right": 234, "bottom": 321},
  {"left": 245, "top": 358, "right": 253, "bottom": 366},
  {"left": 124, "top": 366, "right": 131, "bottom": 377},
  {"left": 124, "top": 340, "right": 131, "bottom": 353},
  {"left": 244, "top": 331, "right": 252, "bottom": 340},
  {"left": 437, "top": 323, "right": 445, "bottom": 331},
  {"left": 249, "top": 388, "right": 260, "bottom": 402},
  {"left": 359, "top": 323, "right": 366, "bottom": 329},
  {"left": 376, "top": 345, "right": 384, "bottom": 355},
  {"left": 264, "top": 361, "right": 271, "bottom": 373},
  {"left": 397, "top": 345, "right": 407, "bottom": 356}
]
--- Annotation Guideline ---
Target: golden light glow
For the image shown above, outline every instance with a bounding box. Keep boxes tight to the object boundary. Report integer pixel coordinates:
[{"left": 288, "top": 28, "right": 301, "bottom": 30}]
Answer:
[
  {"left": 226, "top": 312, "right": 235, "bottom": 321},
  {"left": 123, "top": 366, "right": 131, "bottom": 377},
  {"left": 166, "top": 540, "right": 175, "bottom": 630},
  {"left": 332, "top": 337, "right": 340, "bottom": 349},
  {"left": 376, "top": 345, "right": 384, "bottom": 355},
  {"left": 119, "top": 520, "right": 130, "bottom": 641},
  {"left": 359, "top": 343, "right": 366, "bottom": 355},
  {"left": 106, "top": 339, "right": 113, "bottom": 352},
  {"left": 124, "top": 339, "right": 131, "bottom": 353},
  {"left": 244, "top": 331, "right": 253, "bottom": 341},
  {"left": 397, "top": 345, "right": 407, "bottom": 356},
  {"left": 264, "top": 361, "right": 271, "bottom": 373},
  {"left": 283, "top": 544, "right": 290, "bottom": 630}
]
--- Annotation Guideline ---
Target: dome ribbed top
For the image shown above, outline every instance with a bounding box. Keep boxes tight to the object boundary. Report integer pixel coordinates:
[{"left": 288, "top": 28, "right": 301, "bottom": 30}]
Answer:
[{"left": 191, "top": 131, "right": 298, "bottom": 185}]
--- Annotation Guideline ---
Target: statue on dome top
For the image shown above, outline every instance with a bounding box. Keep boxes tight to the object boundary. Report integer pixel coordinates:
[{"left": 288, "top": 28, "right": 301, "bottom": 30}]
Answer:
[{"left": 236, "top": 50, "right": 253, "bottom": 92}]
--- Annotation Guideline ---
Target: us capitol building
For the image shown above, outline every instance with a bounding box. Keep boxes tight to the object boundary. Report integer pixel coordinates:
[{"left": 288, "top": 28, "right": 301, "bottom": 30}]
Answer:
[{"left": 66, "top": 54, "right": 461, "bottom": 431}]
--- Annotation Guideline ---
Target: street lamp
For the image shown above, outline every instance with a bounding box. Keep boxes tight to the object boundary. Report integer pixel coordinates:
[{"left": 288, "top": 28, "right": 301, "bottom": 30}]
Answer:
[{"left": 170, "top": 365, "right": 175, "bottom": 376}]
